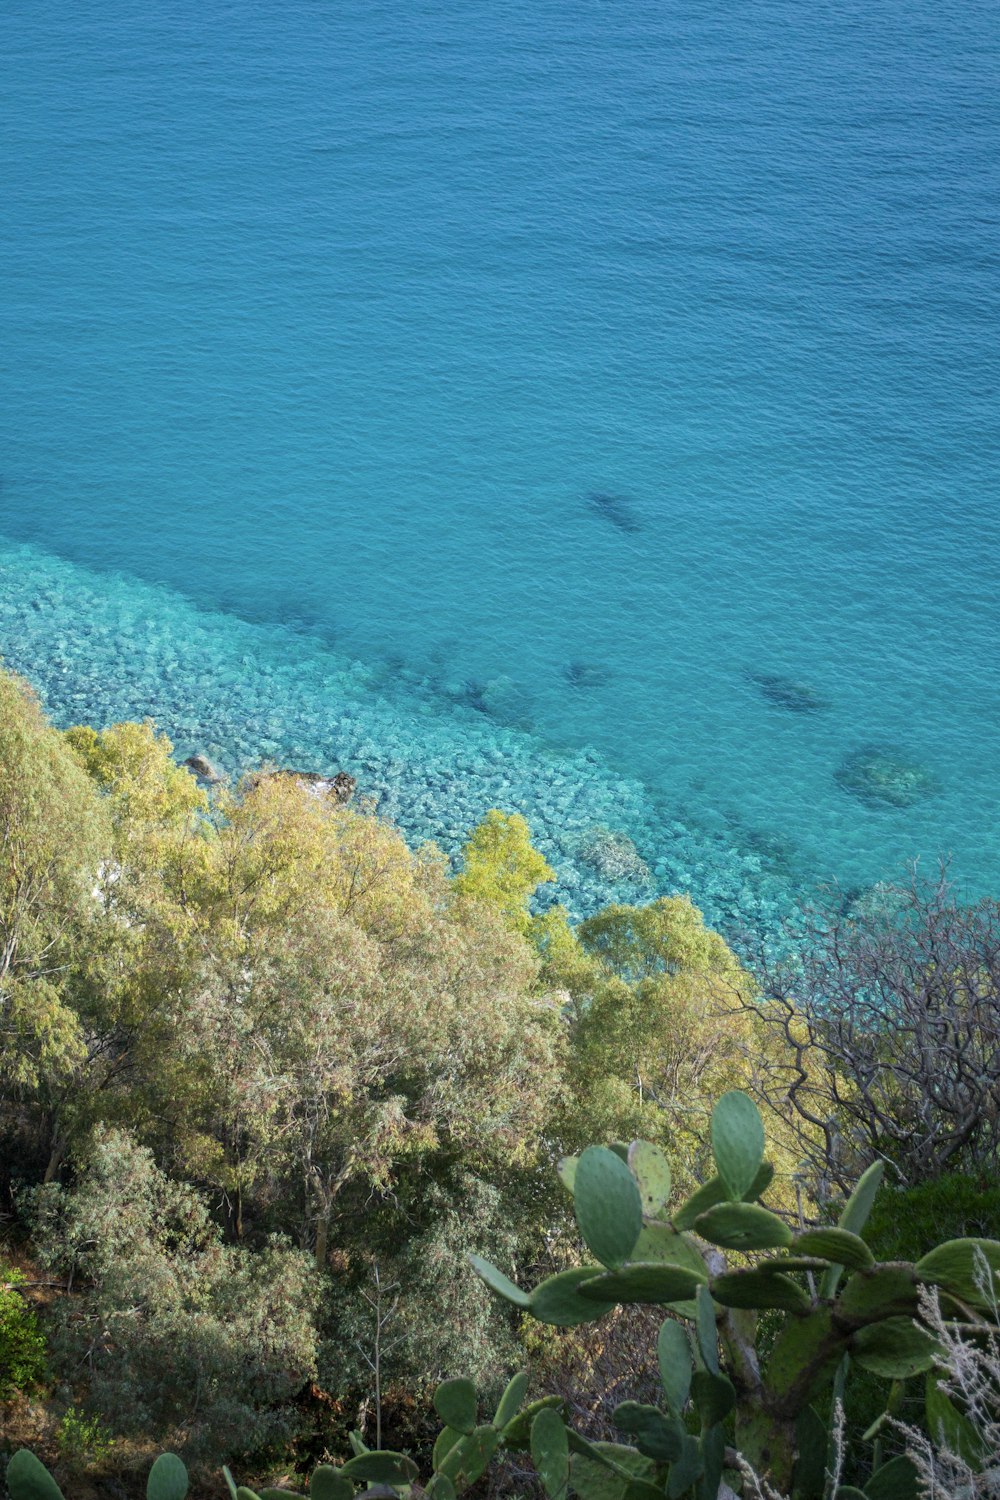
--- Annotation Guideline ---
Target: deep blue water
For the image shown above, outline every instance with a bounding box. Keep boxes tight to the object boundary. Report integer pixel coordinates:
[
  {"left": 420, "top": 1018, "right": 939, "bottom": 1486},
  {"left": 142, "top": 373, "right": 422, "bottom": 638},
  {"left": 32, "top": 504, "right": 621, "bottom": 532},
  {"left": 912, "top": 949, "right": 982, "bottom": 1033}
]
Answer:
[{"left": 2, "top": 0, "right": 999, "bottom": 934}]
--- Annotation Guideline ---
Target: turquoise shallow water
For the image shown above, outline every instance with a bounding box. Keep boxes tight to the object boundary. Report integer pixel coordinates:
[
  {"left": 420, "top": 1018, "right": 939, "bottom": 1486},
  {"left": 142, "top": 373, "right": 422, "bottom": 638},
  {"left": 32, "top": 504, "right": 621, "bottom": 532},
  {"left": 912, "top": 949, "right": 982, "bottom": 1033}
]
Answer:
[{"left": 2, "top": 0, "right": 999, "bottom": 935}]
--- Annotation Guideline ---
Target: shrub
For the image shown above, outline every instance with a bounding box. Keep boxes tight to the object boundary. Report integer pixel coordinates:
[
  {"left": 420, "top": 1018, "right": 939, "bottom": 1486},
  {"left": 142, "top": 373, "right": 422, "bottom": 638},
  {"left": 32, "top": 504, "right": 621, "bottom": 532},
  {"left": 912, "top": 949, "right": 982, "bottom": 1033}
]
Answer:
[
  {"left": 0, "top": 1263, "right": 46, "bottom": 1398},
  {"left": 27, "top": 1128, "right": 319, "bottom": 1464}
]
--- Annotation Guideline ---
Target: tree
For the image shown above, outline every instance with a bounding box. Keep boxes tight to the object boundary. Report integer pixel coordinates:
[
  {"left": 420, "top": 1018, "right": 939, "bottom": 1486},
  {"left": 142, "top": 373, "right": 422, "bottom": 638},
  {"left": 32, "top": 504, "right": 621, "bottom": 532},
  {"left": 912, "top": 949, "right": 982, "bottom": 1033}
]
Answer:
[
  {"left": 0, "top": 671, "right": 110, "bottom": 1163},
  {"left": 136, "top": 776, "right": 565, "bottom": 1263},
  {"left": 28, "top": 1127, "right": 319, "bottom": 1463},
  {"left": 553, "top": 896, "right": 808, "bottom": 1201},
  {"left": 744, "top": 869, "right": 1000, "bottom": 1194},
  {"left": 452, "top": 810, "right": 554, "bottom": 934}
]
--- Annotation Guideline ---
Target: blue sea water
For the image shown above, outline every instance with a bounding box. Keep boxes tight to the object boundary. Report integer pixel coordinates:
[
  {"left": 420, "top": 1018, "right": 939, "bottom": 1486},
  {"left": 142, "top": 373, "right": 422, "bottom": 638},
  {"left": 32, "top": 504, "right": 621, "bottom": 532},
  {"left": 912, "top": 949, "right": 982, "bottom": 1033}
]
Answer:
[{"left": 2, "top": 0, "right": 999, "bottom": 936}]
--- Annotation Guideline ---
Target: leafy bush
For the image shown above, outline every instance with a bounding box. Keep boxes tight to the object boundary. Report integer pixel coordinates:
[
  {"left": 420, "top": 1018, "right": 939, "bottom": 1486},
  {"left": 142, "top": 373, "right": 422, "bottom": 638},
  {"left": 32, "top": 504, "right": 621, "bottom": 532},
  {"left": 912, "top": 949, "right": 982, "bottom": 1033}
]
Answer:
[
  {"left": 54, "top": 1407, "right": 116, "bottom": 1467},
  {"left": 27, "top": 1128, "right": 319, "bottom": 1464},
  {"left": 0, "top": 1262, "right": 46, "bottom": 1398}
]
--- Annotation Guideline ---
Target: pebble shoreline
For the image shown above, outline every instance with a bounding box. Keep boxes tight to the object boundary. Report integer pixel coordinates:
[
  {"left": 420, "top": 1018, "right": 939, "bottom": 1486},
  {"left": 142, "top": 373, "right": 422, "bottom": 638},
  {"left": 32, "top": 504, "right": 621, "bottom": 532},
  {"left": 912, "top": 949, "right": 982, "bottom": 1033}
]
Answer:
[{"left": 0, "top": 539, "right": 805, "bottom": 947}]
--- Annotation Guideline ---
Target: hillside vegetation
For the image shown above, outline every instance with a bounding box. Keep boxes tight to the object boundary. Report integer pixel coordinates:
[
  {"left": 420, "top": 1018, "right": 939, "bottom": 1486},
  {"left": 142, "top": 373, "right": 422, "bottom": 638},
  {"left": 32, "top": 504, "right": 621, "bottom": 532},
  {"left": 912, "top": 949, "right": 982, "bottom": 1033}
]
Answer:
[{"left": 2, "top": 667, "right": 999, "bottom": 1498}]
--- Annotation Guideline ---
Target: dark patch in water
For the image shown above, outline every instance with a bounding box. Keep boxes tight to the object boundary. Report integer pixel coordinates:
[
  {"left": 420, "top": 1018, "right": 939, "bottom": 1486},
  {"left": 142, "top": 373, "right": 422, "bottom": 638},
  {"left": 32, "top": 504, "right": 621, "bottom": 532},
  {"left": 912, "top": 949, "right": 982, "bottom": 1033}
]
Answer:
[
  {"left": 746, "top": 670, "right": 830, "bottom": 714},
  {"left": 564, "top": 659, "right": 613, "bottom": 690},
  {"left": 590, "top": 491, "right": 642, "bottom": 534},
  {"left": 834, "top": 745, "right": 940, "bottom": 810},
  {"left": 463, "top": 675, "right": 535, "bottom": 731}
]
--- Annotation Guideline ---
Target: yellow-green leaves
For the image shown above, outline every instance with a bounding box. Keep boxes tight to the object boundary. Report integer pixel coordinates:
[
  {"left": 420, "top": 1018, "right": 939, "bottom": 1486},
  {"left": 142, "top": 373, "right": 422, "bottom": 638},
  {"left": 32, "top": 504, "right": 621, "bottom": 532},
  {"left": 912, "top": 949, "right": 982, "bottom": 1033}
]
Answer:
[{"left": 452, "top": 809, "right": 554, "bottom": 934}]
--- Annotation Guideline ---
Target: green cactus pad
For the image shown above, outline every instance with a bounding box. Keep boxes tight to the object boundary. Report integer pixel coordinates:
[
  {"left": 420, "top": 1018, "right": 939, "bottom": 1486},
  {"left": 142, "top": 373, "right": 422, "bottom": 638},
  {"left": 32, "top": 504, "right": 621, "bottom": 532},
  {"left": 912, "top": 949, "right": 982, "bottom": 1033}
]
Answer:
[
  {"left": 222, "top": 1467, "right": 239, "bottom": 1500},
  {"left": 340, "top": 1453, "right": 419, "bottom": 1486},
  {"left": 577, "top": 1262, "right": 705, "bottom": 1304},
  {"left": 5, "top": 1452, "right": 66, "bottom": 1500},
  {"left": 147, "top": 1455, "right": 189, "bottom": 1500},
  {"left": 851, "top": 1318, "right": 939, "bottom": 1378},
  {"left": 494, "top": 1370, "right": 530, "bottom": 1430},
  {"left": 673, "top": 1176, "right": 727, "bottom": 1230},
  {"left": 666, "top": 1435, "right": 703, "bottom": 1498},
  {"left": 623, "top": 1481, "right": 665, "bottom": 1500},
  {"left": 657, "top": 1318, "right": 692, "bottom": 1413},
  {"left": 836, "top": 1266, "right": 919, "bottom": 1321},
  {"left": 434, "top": 1378, "right": 478, "bottom": 1435},
  {"left": 711, "top": 1091, "right": 765, "bottom": 1200},
  {"left": 755, "top": 1256, "right": 829, "bottom": 1275},
  {"left": 627, "top": 1141, "right": 672, "bottom": 1216},
  {"left": 236, "top": 1488, "right": 262, "bottom": 1500},
  {"left": 863, "top": 1455, "right": 919, "bottom": 1500},
  {"left": 557, "top": 1156, "right": 578, "bottom": 1194},
  {"left": 690, "top": 1369, "right": 736, "bottom": 1426},
  {"left": 710, "top": 1268, "right": 812, "bottom": 1312},
  {"left": 574, "top": 1146, "right": 645, "bottom": 1269},
  {"left": 744, "top": 1160, "right": 775, "bottom": 1201},
  {"left": 309, "top": 1467, "right": 353, "bottom": 1500},
  {"left": 699, "top": 1425, "right": 726, "bottom": 1500},
  {"left": 501, "top": 1396, "right": 565, "bottom": 1450},
  {"left": 838, "top": 1160, "right": 885, "bottom": 1236},
  {"left": 792, "top": 1228, "right": 874, "bottom": 1269},
  {"left": 821, "top": 1160, "right": 886, "bottom": 1298},
  {"left": 694, "top": 1201, "right": 793, "bottom": 1251},
  {"left": 426, "top": 1478, "right": 457, "bottom": 1500},
  {"left": 613, "top": 1402, "right": 685, "bottom": 1462},
  {"left": 570, "top": 1445, "right": 655, "bottom": 1500},
  {"left": 630, "top": 1220, "right": 708, "bottom": 1276},
  {"left": 435, "top": 1425, "right": 499, "bottom": 1489},
  {"left": 795, "top": 1405, "right": 829, "bottom": 1500},
  {"left": 433, "top": 1426, "right": 464, "bottom": 1470},
  {"left": 259, "top": 1490, "right": 307, "bottom": 1500},
  {"left": 468, "top": 1254, "right": 531, "bottom": 1307},
  {"left": 531, "top": 1408, "right": 570, "bottom": 1500},
  {"left": 915, "top": 1237, "right": 1000, "bottom": 1308},
  {"left": 925, "top": 1380, "right": 984, "bottom": 1468},
  {"left": 766, "top": 1309, "right": 844, "bottom": 1398},
  {"left": 695, "top": 1285, "right": 719, "bottom": 1373},
  {"left": 531, "top": 1266, "right": 619, "bottom": 1324}
]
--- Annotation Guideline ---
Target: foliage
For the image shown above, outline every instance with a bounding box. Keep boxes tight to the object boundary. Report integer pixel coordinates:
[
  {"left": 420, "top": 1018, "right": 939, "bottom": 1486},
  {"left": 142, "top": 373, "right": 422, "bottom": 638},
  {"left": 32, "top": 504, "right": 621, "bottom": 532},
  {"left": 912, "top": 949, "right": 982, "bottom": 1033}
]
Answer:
[
  {"left": 453, "top": 810, "right": 555, "bottom": 934},
  {"left": 893, "top": 1275, "right": 1000, "bottom": 1500},
  {"left": 0, "top": 1262, "right": 47, "bottom": 1398},
  {"left": 4, "top": 1369, "right": 548, "bottom": 1500},
  {"left": 866, "top": 1175, "right": 1000, "bottom": 1266},
  {"left": 550, "top": 895, "right": 811, "bottom": 1204},
  {"left": 54, "top": 1407, "right": 116, "bottom": 1467},
  {"left": 747, "top": 870, "right": 1000, "bottom": 1193},
  {"left": 0, "top": 671, "right": 109, "bottom": 1099},
  {"left": 26, "top": 1127, "right": 320, "bottom": 1462},
  {"left": 841, "top": 1175, "right": 1000, "bottom": 1477},
  {"left": 472, "top": 1089, "right": 1000, "bottom": 1496}
]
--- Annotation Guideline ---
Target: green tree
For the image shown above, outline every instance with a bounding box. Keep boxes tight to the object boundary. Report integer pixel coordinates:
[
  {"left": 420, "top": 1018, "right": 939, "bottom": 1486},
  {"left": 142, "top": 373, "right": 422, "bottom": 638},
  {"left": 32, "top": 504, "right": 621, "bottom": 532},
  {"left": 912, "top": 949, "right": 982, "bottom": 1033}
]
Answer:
[
  {"left": 0, "top": 671, "right": 110, "bottom": 1171},
  {"left": 28, "top": 1127, "right": 319, "bottom": 1464},
  {"left": 558, "top": 897, "right": 810, "bottom": 1201},
  {"left": 453, "top": 810, "right": 554, "bottom": 934}
]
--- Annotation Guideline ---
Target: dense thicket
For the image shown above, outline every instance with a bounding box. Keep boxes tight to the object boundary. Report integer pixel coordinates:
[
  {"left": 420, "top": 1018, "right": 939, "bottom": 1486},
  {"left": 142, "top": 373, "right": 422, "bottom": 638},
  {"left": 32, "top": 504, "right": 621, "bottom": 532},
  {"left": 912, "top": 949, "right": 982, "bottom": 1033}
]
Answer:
[{"left": 1, "top": 666, "right": 998, "bottom": 1488}]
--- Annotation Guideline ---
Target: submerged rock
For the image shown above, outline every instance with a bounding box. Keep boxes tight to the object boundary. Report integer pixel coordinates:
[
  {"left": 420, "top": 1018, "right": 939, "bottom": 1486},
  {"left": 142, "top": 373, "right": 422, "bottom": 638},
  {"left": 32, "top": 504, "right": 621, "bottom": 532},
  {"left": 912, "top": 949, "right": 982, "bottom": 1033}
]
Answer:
[
  {"left": 564, "top": 659, "right": 613, "bottom": 690},
  {"left": 183, "top": 754, "right": 222, "bottom": 783},
  {"left": 589, "top": 491, "right": 642, "bottom": 534},
  {"left": 746, "top": 671, "right": 830, "bottom": 713},
  {"left": 577, "top": 826, "right": 652, "bottom": 885},
  {"left": 834, "top": 746, "right": 939, "bottom": 810},
  {"left": 251, "top": 767, "right": 357, "bottom": 802},
  {"left": 464, "top": 674, "right": 535, "bottom": 731}
]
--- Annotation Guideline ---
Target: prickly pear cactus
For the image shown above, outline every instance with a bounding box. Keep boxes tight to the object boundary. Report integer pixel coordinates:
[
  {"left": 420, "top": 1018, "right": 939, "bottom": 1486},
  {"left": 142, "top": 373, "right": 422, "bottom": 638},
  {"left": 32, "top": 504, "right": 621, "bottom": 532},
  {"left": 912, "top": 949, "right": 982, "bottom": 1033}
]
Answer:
[{"left": 471, "top": 1090, "right": 1000, "bottom": 1499}]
